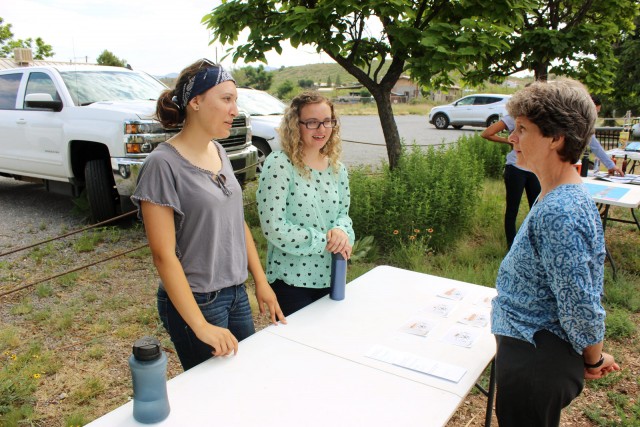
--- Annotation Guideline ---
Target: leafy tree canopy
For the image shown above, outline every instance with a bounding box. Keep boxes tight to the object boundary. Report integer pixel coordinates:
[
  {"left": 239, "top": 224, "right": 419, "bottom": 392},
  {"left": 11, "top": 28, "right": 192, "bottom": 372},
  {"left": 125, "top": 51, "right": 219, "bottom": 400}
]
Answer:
[
  {"left": 96, "top": 49, "right": 127, "bottom": 67},
  {"left": 204, "top": 0, "right": 528, "bottom": 168},
  {"left": 608, "top": 14, "right": 640, "bottom": 116},
  {"left": 463, "top": 0, "right": 640, "bottom": 92},
  {"left": 0, "top": 17, "right": 54, "bottom": 60},
  {"left": 242, "top": 64, "right": 273, "bottom": 90}
]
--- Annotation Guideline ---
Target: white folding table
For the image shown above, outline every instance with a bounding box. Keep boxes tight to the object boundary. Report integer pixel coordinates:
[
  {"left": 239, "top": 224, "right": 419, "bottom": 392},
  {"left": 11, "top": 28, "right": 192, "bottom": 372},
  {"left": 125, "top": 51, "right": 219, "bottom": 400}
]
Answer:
[
  {"left": 87, "top": 266, "right": 497, "bottom": 427},
  {"left": 582, "top": 178, "right": 640, "bottom": 278}
]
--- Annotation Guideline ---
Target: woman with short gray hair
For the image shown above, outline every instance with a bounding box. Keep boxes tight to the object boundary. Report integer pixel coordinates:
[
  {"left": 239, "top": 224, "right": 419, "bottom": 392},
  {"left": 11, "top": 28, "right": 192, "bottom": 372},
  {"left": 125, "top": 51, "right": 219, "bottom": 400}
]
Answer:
[{"left": 491, "top": 79, "right": 620, "bottom": 426}]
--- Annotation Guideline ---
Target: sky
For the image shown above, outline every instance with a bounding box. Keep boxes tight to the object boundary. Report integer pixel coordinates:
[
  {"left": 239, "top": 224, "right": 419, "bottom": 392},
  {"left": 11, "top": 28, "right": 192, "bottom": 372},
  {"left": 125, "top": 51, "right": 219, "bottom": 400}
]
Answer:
[{"left": 2, "top": 0, "right": 335, "bottom": 76}]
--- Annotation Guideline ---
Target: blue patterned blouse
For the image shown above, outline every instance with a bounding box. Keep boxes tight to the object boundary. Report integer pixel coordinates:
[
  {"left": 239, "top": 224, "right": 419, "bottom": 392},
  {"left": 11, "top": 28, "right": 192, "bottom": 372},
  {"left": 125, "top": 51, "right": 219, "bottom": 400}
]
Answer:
[{"left": 491, "top": 184, "right": 606, "bottom": 354}]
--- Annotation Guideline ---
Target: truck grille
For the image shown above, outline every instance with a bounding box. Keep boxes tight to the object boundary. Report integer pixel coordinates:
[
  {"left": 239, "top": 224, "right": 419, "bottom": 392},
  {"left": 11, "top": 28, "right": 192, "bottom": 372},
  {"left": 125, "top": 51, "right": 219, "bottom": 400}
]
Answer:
[{"left": 217, "top": 115, "right": 248, "bottom": 151}]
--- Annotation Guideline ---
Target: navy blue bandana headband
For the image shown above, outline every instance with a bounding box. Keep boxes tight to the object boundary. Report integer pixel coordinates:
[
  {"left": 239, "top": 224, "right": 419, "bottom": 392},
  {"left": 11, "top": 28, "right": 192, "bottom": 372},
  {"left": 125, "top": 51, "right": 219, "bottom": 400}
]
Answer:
[{"left": 172, "top": 61, "right": 235, "bottom": 110}]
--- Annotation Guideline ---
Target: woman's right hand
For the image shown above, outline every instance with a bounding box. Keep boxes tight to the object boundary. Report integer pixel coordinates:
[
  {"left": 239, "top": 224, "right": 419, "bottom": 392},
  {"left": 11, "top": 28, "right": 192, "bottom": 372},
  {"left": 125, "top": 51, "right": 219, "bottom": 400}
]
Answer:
[{"left": 194, "top": 323, "right": 239, "bottom": 357}]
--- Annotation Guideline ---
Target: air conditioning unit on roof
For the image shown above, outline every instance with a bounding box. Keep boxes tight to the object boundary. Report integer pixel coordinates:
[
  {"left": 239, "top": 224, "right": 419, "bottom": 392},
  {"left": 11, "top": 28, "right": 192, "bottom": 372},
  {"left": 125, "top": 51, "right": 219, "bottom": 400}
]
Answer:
[{"left": 14, "top": 48, "right": 34, "bottom": 65}]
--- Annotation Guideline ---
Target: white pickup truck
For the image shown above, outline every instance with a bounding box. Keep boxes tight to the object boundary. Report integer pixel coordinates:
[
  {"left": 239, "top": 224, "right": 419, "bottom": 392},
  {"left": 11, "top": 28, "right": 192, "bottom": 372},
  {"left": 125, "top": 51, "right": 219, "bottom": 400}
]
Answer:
[{"left": 0, "top": 64, "right": 258, "bottom": 222}]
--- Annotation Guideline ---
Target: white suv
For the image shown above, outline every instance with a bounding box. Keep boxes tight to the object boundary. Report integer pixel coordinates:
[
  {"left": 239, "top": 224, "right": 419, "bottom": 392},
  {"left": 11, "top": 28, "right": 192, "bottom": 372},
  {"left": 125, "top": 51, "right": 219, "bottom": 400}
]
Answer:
[
  {"left": 428, "top": 94, "right": 511, "bottom": 130},
  {"left": 237, "top": 88, "right": 286, "bottom": 172}
]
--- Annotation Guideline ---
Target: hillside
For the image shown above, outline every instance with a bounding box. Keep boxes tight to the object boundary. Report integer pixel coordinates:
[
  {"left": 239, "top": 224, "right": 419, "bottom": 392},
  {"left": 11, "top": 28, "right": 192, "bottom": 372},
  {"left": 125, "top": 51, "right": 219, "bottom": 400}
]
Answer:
[{"left": 268, "top": 62, "right": 391, "bottom": 91}]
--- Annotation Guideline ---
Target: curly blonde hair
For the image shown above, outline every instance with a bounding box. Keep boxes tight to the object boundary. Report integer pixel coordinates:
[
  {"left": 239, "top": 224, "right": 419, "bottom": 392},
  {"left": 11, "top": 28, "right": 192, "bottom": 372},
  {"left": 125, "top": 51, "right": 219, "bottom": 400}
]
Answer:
[{"left": 278, "top": 91, "right": 342, "bottom": 177}]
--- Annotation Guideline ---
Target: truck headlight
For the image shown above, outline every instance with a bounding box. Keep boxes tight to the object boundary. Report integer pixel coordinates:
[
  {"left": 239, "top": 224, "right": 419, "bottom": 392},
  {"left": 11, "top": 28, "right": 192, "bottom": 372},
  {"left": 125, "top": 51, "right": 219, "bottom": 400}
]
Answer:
[{"left": 124, "top": 120, "right": 175, "bottom": 155}]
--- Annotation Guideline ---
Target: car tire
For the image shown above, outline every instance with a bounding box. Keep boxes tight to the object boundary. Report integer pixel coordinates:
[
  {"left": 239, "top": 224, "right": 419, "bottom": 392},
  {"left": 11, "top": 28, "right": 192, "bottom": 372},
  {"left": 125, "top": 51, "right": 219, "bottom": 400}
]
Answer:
[
  {"left": 452, "top": 125, "right": 463, "bottom": 130},
  {"left": 85, "top": 159, "right": 118, "bottom": 223},
  {"left": 252, "top": 138, "right": 272, "bottom": 174},
  {"left": 433, "top": 114, "right": 449, "bottom": 129},
  {"left": 486, "top": 115, "right": 500, "bottom": 127}
]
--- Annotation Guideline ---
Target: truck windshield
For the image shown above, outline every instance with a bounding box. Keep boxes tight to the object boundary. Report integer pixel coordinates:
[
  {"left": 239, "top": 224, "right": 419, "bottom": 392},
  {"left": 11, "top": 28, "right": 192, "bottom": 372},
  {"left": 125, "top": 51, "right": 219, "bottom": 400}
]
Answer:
[{"left": 60, "top": 70, "right": 167, "bottom": 106}]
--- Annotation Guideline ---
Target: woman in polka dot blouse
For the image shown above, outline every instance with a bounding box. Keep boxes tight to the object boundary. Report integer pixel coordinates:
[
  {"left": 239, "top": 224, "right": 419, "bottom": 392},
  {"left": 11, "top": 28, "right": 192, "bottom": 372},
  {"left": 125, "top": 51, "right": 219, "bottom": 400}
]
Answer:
[{"left": 257, "top": 91, "right": 355, "bottom": 316}]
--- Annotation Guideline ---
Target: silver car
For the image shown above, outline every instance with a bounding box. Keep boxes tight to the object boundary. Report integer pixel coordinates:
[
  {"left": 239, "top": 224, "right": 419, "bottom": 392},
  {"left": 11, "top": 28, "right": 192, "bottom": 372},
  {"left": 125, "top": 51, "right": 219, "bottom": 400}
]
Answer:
[
  {"left": 237, "top": 88, "right": 286, "bottom": 173},
  {"left": 428, "top": 94, "right": 511, "bottom": 130}
]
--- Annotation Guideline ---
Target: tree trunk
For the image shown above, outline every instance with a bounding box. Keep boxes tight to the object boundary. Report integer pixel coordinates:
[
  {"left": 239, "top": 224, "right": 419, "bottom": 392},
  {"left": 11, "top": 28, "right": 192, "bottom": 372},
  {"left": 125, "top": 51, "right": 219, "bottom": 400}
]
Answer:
[
  {"left": 533, "top": 62, "right": 550, "bottom": 81},
  {"left": 371, "top": 89, "right": 402, "bottom": 170}
]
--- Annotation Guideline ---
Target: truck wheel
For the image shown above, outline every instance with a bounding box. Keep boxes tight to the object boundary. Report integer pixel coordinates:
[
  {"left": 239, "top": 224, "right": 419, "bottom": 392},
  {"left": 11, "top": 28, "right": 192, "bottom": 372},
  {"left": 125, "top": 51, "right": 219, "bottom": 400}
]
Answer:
[
  {"left": 252, "top": 139, "right": 272, "bottom": 174},
  {"left": 433, "top": 114, "right": 449, "bottom": 129},
  {"left": 85, "top": 159, "right": 118, "bottom": 222}
]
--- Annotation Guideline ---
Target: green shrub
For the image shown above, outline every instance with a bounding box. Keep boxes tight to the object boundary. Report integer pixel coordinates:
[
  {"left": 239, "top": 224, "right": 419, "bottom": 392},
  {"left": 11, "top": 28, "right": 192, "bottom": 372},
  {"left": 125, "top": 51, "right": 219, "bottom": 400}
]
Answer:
[
  {"left": 605, "top": 308, "right": 636, "bottom": 339},
  {"left": 349, "top": 143, "right": 484, "bottom": 251},
  {"left": 457, "top": 133, "right": 510, "bottom": 179}
]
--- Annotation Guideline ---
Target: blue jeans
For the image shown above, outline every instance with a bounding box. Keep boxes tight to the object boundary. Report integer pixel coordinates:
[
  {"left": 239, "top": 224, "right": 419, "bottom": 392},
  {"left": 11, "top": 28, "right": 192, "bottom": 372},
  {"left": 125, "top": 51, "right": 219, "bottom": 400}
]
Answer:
[{"left": 157, "top": 284, "right": 255, "bottom": 371}]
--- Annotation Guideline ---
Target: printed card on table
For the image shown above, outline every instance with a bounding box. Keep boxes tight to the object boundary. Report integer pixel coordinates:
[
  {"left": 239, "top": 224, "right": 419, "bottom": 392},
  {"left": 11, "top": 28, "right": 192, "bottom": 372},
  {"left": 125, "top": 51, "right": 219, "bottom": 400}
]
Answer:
[
  {"left": 473, "top": 294, "right": 494, "bottom": 308},
  {"left": 399, "top": 318, "right": 438, "bottom": 337},
  {"left": 365, "top": 345, "right": 467, "bottom": 383},
  {"left": 458, "top": 311, "right": 490, "bottom": 328},
  {"left": 437, "top": 287, "right": 467, "bottom": 301},
  {"left": 441, "top": 325, "right": 481, "bottom": 348},
  {"left": 422, "top": 299, "right": 456, "bottom": 318}
]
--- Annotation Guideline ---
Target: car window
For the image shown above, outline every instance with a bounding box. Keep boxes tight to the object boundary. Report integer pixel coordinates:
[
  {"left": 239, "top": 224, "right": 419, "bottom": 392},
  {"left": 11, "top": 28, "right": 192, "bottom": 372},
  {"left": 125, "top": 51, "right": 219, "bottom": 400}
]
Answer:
[
  {"left": 237, "top": 90, "right": 286, "bottom": 116},
  {"left": 0, "top": 73, "right": 22, "bottom": 110},
  {"left": 473, "top": 97, "right": 488, "bottom": 105},
  {"left": 483, "top": 97, "right": 503, "bottom": 105},
  {"left": 24, "top": 72, "right": 60, "bottom": 109},
  {"left": 456, "top": 97, "right": 475, "bottom": 106}
]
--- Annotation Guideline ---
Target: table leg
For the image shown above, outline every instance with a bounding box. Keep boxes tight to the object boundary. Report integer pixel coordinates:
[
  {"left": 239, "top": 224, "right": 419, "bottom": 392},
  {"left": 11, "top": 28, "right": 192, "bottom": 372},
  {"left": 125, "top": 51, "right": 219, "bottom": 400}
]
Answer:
[
  {"left": 599, "top": 204, "right": 618, "bottom": 280},
  {"left": 474, "top": 359, "right": 496, "bottom": 427},
  {"left": 630, "top": 208, "right": 640, "bottom": 232}
]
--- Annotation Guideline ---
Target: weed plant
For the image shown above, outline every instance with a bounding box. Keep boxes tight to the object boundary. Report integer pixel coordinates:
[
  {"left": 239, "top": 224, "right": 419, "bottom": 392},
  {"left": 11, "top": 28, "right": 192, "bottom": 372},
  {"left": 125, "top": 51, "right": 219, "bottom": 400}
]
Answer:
[{"left": 350, "top": 141, "right": 484, "bottom": 251}]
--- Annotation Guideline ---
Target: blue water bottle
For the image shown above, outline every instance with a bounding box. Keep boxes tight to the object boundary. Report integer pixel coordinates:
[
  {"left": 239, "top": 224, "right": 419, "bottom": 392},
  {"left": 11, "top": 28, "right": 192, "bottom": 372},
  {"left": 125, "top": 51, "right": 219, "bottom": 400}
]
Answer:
[
  {"left": 129, "top": 336, "right": 170, "bottom": 424},
  {"left": 330, "top": 253, "right": 347, "bottom": 301}
]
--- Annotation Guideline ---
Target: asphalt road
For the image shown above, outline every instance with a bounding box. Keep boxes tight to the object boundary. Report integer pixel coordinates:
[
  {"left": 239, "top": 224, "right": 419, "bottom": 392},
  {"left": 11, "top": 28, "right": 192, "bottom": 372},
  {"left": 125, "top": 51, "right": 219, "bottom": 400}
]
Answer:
[{"left": 339, "top": 115, "right": 484, "bottom": 167}]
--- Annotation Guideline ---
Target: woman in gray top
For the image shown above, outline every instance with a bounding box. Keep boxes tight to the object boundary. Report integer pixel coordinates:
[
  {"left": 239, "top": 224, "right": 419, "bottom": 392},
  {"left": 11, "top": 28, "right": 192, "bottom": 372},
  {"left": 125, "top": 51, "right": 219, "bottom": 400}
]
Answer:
[{"left": 132, "top": 59, "right": 285, "bottom": 371}]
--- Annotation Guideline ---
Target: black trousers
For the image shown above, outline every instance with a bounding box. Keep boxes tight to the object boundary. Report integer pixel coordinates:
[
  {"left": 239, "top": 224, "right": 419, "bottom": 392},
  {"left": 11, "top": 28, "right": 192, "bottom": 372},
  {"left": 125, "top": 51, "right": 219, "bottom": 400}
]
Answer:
[
  {"left": 503, "top": 164, "right": 541, "bottom": 249},
  {"left": 495, "top": 330, "right": 584, "bottom": 427},
  {"left": 270, "top": 279, "right": 330, "bottom": 317}
]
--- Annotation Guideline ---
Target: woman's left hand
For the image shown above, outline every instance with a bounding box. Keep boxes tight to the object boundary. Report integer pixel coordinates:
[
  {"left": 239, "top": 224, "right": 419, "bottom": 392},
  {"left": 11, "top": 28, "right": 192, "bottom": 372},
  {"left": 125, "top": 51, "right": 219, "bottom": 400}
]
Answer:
[
  {"left": 584, "top": 352, "right": 620, "bottom": 379},
  {"left": 326, "top": 228, "right": 352, "bottom": 258},
  {"left": 255, "top": 281, "right": 287, "bottom": 325}
]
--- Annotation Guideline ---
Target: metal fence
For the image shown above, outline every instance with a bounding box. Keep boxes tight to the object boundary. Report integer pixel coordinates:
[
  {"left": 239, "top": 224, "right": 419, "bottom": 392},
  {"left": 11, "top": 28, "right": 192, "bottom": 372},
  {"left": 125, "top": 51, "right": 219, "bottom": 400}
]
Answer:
[{"left": 594, "top": 127, "right": 623, "bottom": 151}]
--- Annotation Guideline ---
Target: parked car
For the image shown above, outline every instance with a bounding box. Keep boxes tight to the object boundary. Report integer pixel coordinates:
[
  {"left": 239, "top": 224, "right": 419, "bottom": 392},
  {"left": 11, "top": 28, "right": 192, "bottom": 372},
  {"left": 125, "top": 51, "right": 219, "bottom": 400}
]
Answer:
[
  {"left": 236, "top": 88, "right": 285, "bottom": 172},
  {"left": 0, "top": 63, "right": 257, "bottom": 222},
  {"left": 428, "top": 94, "right": 511, "bottom": 130}
]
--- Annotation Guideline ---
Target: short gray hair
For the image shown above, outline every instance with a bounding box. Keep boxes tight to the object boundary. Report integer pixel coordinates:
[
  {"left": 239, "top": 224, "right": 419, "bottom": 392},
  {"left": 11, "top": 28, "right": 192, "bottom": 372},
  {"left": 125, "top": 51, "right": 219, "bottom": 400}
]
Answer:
[{"left": 506, "top": 79, "right": 596, "bottom": 164}]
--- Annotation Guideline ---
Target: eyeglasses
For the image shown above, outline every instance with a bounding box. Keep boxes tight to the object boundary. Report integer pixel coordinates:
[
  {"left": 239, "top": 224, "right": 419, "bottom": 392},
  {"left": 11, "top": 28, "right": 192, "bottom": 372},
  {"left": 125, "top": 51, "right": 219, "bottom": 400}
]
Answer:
[
  {"left": 211, "top": 173, "right": 232, "bottom": 197},
  {"left": 298, "top": 119, "right": 338, "bottom": 130}
]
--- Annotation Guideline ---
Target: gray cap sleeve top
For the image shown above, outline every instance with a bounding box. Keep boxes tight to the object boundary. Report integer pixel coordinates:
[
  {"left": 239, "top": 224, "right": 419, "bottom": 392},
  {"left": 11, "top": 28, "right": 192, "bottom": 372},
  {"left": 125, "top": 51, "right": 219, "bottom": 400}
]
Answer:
[{"left": 131, "top": 141, "right": 248, "bottom": 293}]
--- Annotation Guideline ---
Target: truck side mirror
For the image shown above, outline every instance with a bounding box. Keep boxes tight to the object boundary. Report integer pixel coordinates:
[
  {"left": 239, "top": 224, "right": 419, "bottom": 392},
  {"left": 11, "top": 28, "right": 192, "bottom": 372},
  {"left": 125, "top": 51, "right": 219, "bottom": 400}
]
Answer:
[{"left": 25, "top": 93, "right": 63, "bottom": 112}]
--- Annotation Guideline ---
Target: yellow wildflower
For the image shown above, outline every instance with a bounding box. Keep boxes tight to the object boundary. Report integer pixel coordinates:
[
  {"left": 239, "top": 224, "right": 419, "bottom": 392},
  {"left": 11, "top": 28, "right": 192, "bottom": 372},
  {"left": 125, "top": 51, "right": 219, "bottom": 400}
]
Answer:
[
  {"left": 392, "top": 230, "right": 399, "bottom": 235},
  {"left": 33, "top": 373, "right": 41, "bottom": 379}
]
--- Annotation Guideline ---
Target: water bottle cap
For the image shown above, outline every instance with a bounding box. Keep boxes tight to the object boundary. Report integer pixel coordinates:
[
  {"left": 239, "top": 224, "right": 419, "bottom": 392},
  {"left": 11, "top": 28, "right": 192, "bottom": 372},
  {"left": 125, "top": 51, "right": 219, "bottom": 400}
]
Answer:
[{"left": 132, "top": 336, "right": 161, "bottom": 361}]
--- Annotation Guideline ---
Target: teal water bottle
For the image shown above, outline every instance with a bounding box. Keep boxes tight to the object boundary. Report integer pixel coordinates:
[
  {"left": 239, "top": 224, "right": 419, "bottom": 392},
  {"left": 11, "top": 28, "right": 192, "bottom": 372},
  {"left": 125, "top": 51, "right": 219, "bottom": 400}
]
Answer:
[
  {"left": 129, "top": 336, "right": 170, "bottom": 424},
  {"left": 330, "top": 253, "right": 347, "bottom": 300}
]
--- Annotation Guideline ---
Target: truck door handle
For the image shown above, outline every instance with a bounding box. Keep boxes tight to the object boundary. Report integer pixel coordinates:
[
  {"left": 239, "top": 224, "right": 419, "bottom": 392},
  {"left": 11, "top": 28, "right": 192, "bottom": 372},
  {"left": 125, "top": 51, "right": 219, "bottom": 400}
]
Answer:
[{"left": 16, "top": 119, "right": 27, "bottom": 125}]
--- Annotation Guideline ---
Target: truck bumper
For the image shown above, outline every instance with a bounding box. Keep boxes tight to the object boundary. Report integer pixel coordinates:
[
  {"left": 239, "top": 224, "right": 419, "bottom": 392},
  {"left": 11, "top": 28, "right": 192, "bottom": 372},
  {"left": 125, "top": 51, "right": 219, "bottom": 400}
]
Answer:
[{"left": 110, "top": 144, "right": 259, "bottom": 197}]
